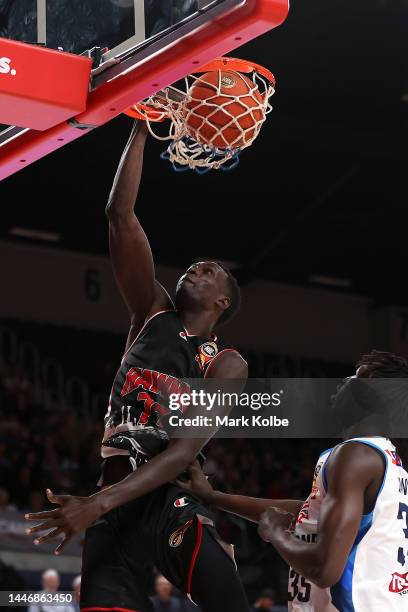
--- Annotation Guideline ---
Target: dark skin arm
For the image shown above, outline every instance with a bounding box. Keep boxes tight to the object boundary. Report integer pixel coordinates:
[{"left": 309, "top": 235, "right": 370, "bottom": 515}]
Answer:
[
  {"left": 257, "top": 442, "right": 385, "bottom": 588},
  {"left": 177, "top": 461, "right": 303, "bottom": 522},
  {"left": 106, "top": 121, "right": 171, "bottom": 345},
  {"left": 25, "top": 352, "right": 248, "bottom": 553}
]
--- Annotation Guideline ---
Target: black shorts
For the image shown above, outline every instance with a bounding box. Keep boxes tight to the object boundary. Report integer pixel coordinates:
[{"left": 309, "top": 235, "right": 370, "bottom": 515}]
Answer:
[{"left": 80, "top": 483, "right": 249, "bottom": 612}]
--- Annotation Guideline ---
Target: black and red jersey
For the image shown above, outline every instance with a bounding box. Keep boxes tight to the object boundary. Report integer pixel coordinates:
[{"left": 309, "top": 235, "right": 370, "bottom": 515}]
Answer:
[{"left": 101, "top": 309, "right": 237, "bottom": 460}]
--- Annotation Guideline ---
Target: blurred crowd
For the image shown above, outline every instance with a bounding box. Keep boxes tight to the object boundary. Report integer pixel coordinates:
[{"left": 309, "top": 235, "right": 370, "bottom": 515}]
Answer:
[
  {"left": 0, "top": 363, "right": 104, "bottom": 511},
  {"left": 0, "top": 321, "right": 338, "bottom": 606},
  {"left": 21, "top": 569, "right": 286, "bottom": 612}
]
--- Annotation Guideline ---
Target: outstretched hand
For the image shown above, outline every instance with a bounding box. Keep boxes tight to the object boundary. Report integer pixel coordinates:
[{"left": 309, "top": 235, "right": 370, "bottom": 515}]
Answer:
[{"left": 25, "top": 489, "right": 102, "bottom": 555}]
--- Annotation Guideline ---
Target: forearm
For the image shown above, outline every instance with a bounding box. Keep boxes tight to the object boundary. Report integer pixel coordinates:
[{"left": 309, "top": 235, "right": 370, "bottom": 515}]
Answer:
[
  {"left": 267, "top": 528, "right": 328, "bottom": 587},
  {"left": 106, "top": 122, "right": 147, "bottom": 219},
  {"left": 93, "top": 443, "right": 197, "bottom": 514},
  {"left": 206, "top": 491, "right": 303, "bottom": 523}
]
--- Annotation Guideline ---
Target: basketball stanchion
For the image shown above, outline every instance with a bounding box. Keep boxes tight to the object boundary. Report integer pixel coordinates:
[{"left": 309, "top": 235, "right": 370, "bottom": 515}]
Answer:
[{"left": 124, "top": 57, "right": 276, "bottom": 173}]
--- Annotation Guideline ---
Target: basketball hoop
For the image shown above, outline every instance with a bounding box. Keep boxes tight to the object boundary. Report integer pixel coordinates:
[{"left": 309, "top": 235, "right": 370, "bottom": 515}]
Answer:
[{"left": 124, "top": 57, "right": 276, "bottom": 173}]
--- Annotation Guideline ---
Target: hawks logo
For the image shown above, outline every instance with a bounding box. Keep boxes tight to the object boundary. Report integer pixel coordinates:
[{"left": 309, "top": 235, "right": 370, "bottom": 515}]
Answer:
[
  {"left": 389, "top": 572, "right": 408, "bottom": 595},
  {"left": 169, "top": 519, "right": 193, "bottom": 547},
  {"left": 174, "top": 496, "right": 189, "bottom": 508},
  {"left": 196, "top": 341, "right": 218, "bottom": 371}
]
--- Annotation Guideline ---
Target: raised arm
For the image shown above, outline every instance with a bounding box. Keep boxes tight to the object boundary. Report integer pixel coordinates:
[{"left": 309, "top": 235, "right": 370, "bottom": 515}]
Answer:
[
  {"left": 106, "top": 121, "right": 171, "bottom": 338},
  {"left": 258, "top": 442, "right": 385, "bottom": 588}
]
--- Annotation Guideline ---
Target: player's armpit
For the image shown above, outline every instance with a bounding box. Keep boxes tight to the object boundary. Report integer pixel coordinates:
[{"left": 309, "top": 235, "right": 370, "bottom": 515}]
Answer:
[{"left": 124, "top": 281, "right": 174, "bottom": 351}]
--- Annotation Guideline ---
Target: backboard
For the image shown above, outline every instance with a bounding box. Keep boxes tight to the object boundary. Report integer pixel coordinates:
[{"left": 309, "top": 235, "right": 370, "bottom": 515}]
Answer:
[
  {"left": 0, "top": 0, "right": 289, "bottom": 180},
  {"left": 3, "top": 1, "right": 243, "bottom": 58}
]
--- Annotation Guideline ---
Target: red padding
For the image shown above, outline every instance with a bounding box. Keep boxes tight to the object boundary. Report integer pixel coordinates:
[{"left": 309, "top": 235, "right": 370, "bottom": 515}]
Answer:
[
  {"left": 0, "top": 1, "right": 289, "bottom": 181},
  {"left": 0, "top": 38, "right": 91, "bottom": 130}
]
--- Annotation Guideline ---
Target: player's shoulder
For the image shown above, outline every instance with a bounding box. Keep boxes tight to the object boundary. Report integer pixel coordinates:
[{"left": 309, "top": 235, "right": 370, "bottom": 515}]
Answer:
[
  {"left": 326, "top": 439, "right": 386, "bottom": 487},
  {"left": 204, "top": 345, "right": 248, "bottom": 378},
  {"left": 330, "top": 439, "right": 386, "bottom": 466},
  {"left": 337, "top": 438, "right": 388, "bottom": 459}
]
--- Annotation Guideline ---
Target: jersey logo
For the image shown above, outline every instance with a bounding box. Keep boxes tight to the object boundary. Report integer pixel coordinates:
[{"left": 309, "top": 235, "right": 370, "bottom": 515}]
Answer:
[
  {"left": 179, "top": 331, "right": 188, "bottom": 341},
  {"left": 296, "top": 500, "right": 310, "bottom": 525},
  {"left": 196, "top": 341, "right": 218, "bottom": 371},
  {"left": 174, "top": 496, "right": 189, "bottom": 508},
  {"left": 386, "top": 449, "right": 403, "bottom": 467},
  {"left": 389, "top": 572, "right": 408, "bottom": 595},
  {"left": 169, "top": 519, "right": 193, "bottom": 547}
]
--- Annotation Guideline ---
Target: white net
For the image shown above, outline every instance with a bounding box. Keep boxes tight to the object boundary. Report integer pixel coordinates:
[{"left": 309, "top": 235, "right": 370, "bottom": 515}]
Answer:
[{"left": 135, "top": 67, "right": 275, "bottom": 173}]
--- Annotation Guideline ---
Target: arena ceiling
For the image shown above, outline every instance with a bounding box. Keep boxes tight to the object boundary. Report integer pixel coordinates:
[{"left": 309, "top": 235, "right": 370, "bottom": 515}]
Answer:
[{"left": 1, "top": 1, "right": 407, "bottom": 305}]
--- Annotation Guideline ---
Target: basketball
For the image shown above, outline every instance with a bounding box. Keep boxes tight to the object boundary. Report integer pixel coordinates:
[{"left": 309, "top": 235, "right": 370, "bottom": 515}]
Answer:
[{"left": 184, "top": 70, "right": 265, "bottom": 150}]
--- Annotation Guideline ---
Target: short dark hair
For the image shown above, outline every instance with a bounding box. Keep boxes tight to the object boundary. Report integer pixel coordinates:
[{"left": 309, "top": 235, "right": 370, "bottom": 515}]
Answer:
[
  {"left": 357, "top": 350, "right": 408, "bottom": 378},
  {"left": 216, "top": 262, "right": 241, "bottom": 327}
]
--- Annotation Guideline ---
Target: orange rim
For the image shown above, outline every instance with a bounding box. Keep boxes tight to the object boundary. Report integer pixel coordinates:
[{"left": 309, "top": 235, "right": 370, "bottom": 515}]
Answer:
[
  {"left": 123, "top": 57, "right": 275, "bottom": 120},
  {"left": 124, "top": 103, "right": 168, "bottom": 122},
  {"left": 194, "top": 57, "right": 275, "bottom": 87}
]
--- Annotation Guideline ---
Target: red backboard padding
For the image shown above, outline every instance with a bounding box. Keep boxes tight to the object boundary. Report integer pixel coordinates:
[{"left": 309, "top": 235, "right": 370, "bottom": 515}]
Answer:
[
  {"left": 0, "top": 38, "right": 92, "bottom": 130},
  {"left": 0, "top": 0, "right": 289, "bottom": 181}
]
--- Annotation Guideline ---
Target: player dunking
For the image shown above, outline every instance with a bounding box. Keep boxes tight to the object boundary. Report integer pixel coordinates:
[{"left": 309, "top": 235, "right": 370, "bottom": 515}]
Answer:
[
  {"left": 26, "top": 121, "right": 251, "bottom": 612},
  {"left": 178, "top": 351, "right": 408, "bottom": 611}
]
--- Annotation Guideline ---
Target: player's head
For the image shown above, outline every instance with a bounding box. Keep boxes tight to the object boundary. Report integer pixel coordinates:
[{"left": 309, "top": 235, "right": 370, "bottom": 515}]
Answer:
[
  {"left": 333, "top": 350, "right": 408, "bottom": 399},
  {"left": 355, "top": 350, "right": 408, "bottom": 379},
  {"left": 175, "top": 261, "right": 241, "bottom": 326},
  {"left": 357, "top": 351, "right": 408, "bottom": 467},
  {"left": 333, "top": 350, "right": 408, "bottom": 464},
  {"left": 42, "top": 569, "right": 60, "bottom": 593}
]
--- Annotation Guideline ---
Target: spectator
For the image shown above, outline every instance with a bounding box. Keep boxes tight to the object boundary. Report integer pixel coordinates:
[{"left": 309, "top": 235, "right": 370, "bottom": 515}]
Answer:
[
  {"left": 0, "top": 487, "right": 15, "bottom": 511},
  {"left": 72, "top": 576, "right": 81, "bottom": 612},
  {"left": 151, "top": 575, "right": 182, "bottom": 612},
  {"left": 41, "top": 569, "right": 60, "bottom": 594},
  {"left": 28, "top": 569, "right": 72, "bottom": 612}
]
